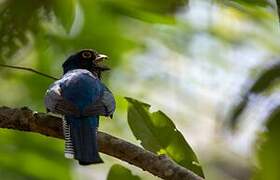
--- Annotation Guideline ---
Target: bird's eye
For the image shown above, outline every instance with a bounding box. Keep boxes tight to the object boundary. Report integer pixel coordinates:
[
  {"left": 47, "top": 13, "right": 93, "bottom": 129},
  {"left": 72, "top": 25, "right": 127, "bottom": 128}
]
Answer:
[{"left": 81, "top": 51, "right": 92, "bottom": 59}]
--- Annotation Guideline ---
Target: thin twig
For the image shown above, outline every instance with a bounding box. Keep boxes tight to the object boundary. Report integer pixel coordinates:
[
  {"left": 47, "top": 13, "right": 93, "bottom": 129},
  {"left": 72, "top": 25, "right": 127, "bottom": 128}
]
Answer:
[
  {"left": 0, "top": 64, "right": 59, "bottom": 80},
  {"left": 0, "top": 106, "right": 204, "bottom": 180}
]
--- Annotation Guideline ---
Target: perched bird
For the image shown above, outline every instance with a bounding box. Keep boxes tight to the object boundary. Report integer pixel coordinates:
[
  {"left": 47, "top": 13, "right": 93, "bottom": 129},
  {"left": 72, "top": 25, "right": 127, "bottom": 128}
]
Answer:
[{"left": 44, "top": 49, "right": 115, "bottom": 165}]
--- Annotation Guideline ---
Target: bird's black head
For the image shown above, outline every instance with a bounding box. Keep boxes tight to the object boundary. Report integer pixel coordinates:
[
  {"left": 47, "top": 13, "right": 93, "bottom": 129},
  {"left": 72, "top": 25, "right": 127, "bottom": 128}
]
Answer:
[{"left": 62, "top": 49, "right": 110, "bottom": 78}]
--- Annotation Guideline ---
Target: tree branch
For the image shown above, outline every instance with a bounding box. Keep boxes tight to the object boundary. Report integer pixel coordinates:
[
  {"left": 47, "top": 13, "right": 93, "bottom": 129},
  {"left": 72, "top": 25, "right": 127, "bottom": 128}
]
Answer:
[{"left": 0, "top": 106, "right": 203, "bottom": 180}]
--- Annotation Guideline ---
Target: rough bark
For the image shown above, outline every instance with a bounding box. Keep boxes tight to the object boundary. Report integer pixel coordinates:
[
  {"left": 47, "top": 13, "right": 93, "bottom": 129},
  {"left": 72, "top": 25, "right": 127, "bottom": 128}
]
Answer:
[{"left": 0, "top": 106, "right": 203, "bottom": 180}]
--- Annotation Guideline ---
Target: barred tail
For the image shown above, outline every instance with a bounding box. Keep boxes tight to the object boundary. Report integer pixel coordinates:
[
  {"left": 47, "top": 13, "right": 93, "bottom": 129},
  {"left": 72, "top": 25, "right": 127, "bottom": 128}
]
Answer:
[
  {"left": 65, "top": 116, "right": 103, "bottom": 165},
  {"left": 63, "top": 118, "right": 74, "bottom": 159}
]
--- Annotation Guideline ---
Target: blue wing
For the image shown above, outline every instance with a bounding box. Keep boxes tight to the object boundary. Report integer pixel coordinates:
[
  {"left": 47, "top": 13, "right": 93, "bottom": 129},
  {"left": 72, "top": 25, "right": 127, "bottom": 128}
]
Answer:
[
  {"left": 45, "top": 69, "right": 115, "bottom": 117},
  {"left": 83, "top": 86, "right": 115, "bottom": 117}
]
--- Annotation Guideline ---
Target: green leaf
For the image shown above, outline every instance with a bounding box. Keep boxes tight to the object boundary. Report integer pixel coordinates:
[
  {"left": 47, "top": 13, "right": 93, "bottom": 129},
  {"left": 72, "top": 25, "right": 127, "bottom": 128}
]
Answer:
[
  {"left": 51, "top": 0, "right": 76, "bottom": 32},
  {"left": 228, "top": 0, "right": 271, "bottom": 7},
  {"left": 228, "top": 61, "right": 280, "bottom": 129},
  {"left": 103, "top": 0, "right": 188, "bottom": 14},
  {"left": 253, "top": 106, "right": 280, "bottom": 180},
  {"left": 100, "top": 0, "right": 187, "bottom": 23},
  {"left": 0, "top": 0, "right": 46, "bottom": 59},
  {"left": 107, "top": 164, "right": 141, "bottom": 180},
  {"left": 125, "top": 97, "right": 204, "bottom": 178},
  {"left": 0, "top": 129, "right": 71, "bottom": 180}
]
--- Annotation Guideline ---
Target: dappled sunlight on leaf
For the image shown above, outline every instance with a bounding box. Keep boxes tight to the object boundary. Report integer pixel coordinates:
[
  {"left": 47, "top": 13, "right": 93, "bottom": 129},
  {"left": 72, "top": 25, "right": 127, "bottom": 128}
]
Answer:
[{"left": 126, "top": 97, "right": 204, "bottom": 177}]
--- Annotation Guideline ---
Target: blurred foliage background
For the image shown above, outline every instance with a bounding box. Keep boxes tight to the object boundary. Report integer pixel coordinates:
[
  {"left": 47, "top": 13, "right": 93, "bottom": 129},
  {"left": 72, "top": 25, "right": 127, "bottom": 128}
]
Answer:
[{"left": 0, "top": 0, "right": 280, "bottom": 179}]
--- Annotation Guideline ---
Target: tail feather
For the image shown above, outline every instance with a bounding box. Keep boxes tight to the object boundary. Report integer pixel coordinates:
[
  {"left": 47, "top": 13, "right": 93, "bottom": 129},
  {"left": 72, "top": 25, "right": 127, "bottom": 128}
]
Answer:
[
  {"left": 66, "top": 116, "right": 103, "bottom": 165},
  {"left": 63, "top": 118, "right": 74, "bottom": 159}
]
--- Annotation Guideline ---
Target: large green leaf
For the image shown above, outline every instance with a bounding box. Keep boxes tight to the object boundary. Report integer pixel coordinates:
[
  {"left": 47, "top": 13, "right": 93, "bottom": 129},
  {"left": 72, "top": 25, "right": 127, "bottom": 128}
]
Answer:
[
  {"left": 126, "top": 97, "right": 204, "bottom": 178},
  {"left": 107, "top": 164, "right": 141, "bottom": 180},
  {"left": 253, "top": 105, "right": 280, "bottom": 180}
]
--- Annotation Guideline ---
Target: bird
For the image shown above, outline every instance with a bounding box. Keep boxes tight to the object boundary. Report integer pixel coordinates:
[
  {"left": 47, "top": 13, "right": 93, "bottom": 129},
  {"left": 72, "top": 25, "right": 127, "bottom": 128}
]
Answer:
[{"left": 44, "top": 49, "right": 115, "bottom": 165}]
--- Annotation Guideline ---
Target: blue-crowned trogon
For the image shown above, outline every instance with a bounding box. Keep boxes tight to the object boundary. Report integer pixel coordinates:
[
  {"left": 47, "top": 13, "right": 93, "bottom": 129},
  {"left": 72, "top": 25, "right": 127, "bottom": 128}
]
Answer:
[{"left": 44, "top": 49, "right": 115, "bottom": 165}]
